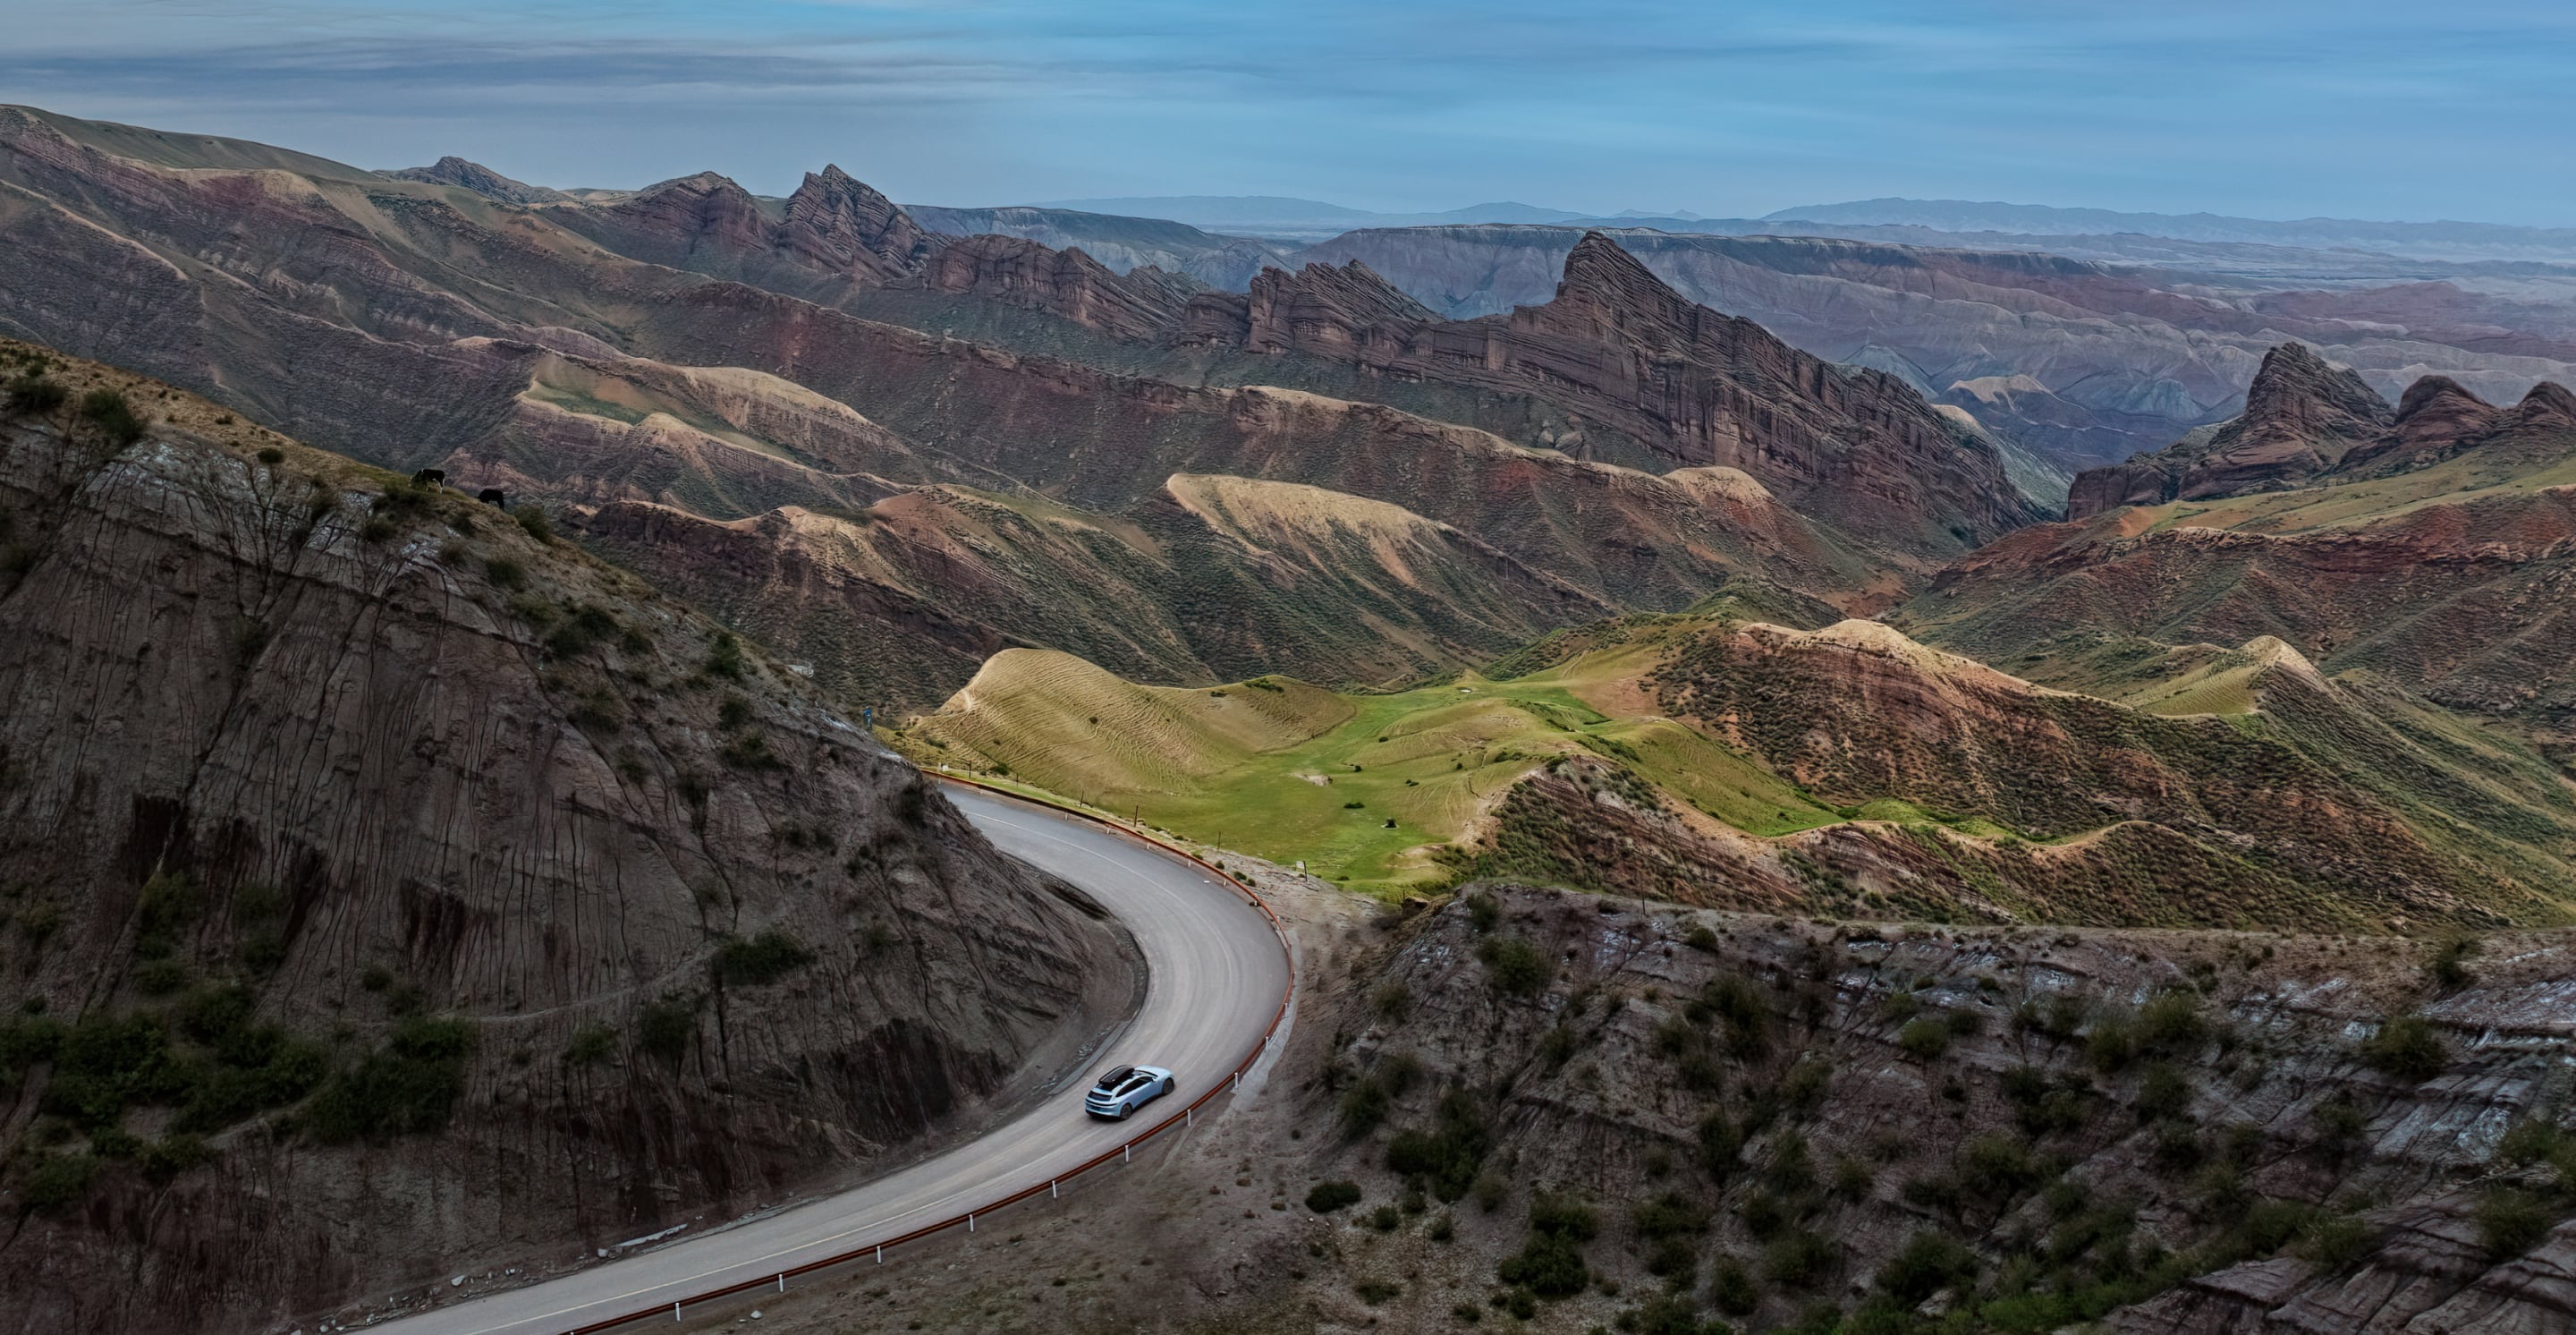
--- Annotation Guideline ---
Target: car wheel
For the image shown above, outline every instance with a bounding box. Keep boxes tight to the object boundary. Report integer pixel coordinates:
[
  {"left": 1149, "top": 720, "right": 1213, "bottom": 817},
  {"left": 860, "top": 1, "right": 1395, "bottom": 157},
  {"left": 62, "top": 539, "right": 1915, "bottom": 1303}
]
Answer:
[
  {"left": 1117, "top": 1101, "right": 1132, "bottom": 1120},
  {"left": 1163, "top": 1078, "right": 1175, "bottom": 1097}
]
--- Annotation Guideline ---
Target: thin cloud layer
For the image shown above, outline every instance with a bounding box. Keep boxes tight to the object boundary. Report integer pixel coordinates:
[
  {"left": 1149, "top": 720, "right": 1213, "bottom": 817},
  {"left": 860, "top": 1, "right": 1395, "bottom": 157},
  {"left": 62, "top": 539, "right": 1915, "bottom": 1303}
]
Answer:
[{"left": 3, "top": 0, "right": 2570, "bottom": 220}]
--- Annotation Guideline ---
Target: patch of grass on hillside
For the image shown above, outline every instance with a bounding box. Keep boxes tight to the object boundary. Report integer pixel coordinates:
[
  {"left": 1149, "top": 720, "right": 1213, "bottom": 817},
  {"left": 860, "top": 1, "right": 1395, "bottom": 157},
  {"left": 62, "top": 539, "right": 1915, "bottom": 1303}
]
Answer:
[{"left": 906, "top": 618, "right": 1844, "bottom": 893}]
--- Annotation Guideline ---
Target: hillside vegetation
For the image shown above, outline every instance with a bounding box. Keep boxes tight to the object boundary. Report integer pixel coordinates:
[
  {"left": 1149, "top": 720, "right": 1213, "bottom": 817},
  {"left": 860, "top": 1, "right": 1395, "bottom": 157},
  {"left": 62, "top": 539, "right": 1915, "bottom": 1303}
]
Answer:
[{"left": 905, "top": 608, "right": 2576, "bottom": 928}]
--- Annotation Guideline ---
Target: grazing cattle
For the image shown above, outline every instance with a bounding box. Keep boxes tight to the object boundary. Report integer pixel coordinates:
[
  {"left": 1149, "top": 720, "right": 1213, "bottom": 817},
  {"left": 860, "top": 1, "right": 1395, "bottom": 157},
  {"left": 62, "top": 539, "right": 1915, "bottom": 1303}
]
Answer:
[
  {"left": 478, "top": 487, "right": 506, "bottom": 508},
  {"left": 412, "top": 467, "right": 446, "bottom": 487}
]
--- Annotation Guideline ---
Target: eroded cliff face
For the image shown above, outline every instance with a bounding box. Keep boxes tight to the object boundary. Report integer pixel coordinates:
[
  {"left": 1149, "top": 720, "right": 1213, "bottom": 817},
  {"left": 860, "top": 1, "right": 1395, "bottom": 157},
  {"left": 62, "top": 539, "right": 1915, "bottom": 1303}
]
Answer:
[
  {"left": 1290, "top": 883, "right": 2576, "bottom": 1335},
  {"left": 1440, "top": 617, "right": 2574, "bottom": 931},
  {"left": 1185, "top": 235, "right": 2045, "bottom": 562},
  {"left": 2068, "top": 344, "right": 2397, "bottom": 516},
  {"left": 0, "top": 346, "right": 1131, "bottom": 1334}
]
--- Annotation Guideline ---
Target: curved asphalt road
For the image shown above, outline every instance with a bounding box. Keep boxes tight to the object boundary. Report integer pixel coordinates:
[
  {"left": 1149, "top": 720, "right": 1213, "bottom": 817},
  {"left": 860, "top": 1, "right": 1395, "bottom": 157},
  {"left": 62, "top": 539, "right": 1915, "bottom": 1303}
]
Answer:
[{"left": 369, "top": 783, "right": 1291, "bottom": 1335}]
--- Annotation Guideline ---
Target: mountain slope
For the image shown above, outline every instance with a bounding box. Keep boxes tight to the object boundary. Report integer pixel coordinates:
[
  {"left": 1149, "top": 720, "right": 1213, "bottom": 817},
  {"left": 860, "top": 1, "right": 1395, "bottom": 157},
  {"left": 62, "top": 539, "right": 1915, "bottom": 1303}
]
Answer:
[{"left": 0, "top": 341, "right": 1131, "bottom": 1333}]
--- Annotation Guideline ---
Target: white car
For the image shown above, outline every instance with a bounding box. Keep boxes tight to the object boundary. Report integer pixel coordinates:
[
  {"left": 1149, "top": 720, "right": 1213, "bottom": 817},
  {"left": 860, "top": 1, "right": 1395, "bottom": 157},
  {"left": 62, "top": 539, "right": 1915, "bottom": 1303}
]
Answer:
[{"left": 1084, "top": 1064, "right": 1175, "bottom": 1119}]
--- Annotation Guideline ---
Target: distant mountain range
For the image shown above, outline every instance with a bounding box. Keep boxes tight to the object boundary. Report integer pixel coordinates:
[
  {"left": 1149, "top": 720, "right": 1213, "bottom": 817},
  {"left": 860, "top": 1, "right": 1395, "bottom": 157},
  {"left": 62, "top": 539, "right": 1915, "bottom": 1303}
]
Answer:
[
  {"left": 1762, "top": 198, "right": 2576, "bottom": 263},
  {"left": 1032, "top": 194, "right": 1587, "bottom": 240}
]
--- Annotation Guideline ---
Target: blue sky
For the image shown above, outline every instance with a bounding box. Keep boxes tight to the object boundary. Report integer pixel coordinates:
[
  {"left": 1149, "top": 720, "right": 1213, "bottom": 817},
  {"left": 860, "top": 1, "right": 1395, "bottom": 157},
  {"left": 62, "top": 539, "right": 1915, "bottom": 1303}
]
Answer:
[{"left": 6, "top": 1, "right": 2572, "bottom": 222}]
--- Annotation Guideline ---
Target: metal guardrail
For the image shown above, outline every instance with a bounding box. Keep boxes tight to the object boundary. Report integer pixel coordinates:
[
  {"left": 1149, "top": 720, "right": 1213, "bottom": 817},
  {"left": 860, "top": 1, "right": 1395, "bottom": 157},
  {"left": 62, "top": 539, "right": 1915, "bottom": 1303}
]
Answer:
[{"left": 547, "top": 773, "right": 1296, "bottom": 1334}]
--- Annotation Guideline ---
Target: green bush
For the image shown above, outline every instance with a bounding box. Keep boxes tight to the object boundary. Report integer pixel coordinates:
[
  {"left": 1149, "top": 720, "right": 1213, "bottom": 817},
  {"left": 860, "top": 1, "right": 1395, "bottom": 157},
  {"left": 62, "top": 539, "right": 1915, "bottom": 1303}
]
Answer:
[
  {"left": 1384, "top": 1089, "right": 1489, "bottom": 1201},
  {"left": 2476, "top": 1188, "right": 2555, "bottom": 1260},
  {"left": 1878, "top": 1229, "right": 1973, "bottom": 1302},
  {"left": 638, "top": 993, "right": 698, "bottom": 1061},
  {"left": 1762, "top": 1229, "right": 1836, "bottom": 1288},
  {"left": 514, "top": 504, "right": 555, "bottom": 544},
  {"left": 1462, "top": 891, "right": 1502, "bottom": 932},
  {"left": 138, "top": 1133, "right": 209, "bottom": 1185},
  {"left": 2132, "top": 1062, "right": 2193, "bottom": 1124},
  {"left": 705, "top": 631, "right": 745, "bottom": 680},
  {"left": 564, "top": 1024, "right": 618, "bottom": 1067},
  {"left": 711, "top": 930, "right": 813, "bottom": 987},
  {"left": 4, "top": 373, "right": 67, "bottom": 416},
  {"left": 1477, "top": 935, "right": 1551, "bottom": 998},
  {"left": 79, "top": 388, "right": 145, "bottom": 446},
  {"left": 1305, "top": 1179, "right": 1361, "bottom": 1212},
  {"left": 2359, "top": 1015, "right": 2448, "bottom": 1083},
  {"left": 20, "top": 1152, "right": 99, "bottom": 1212},
  {"left": 2138, "top": 991, "right": 2207, "bottom": 1054},
  {"left": 1896, "top": 1016, "right": 1952, "bottom": 1059},
  {"left": 305, "top": 1014, "right": 476, "bottom": 1143},
  {"left": 1496, "top": 1230, "right": 1589, "bottom": 1297},
  {"left": 484, "top": 556, "right": 525, "bottom": 590},
  {"left": 1708, "top": 1257, "right": 1758, "bottom": 1315}
]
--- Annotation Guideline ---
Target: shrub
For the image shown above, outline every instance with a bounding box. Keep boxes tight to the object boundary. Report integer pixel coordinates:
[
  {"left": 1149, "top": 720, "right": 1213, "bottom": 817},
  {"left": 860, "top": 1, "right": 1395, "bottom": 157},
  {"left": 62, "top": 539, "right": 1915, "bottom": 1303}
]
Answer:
[
  {"left": 2086, "top": 1010, "right": 2139, "bottom": 1072},
  {"left": 304, "top": 1014, "right": 476, "bottom": 1143},
  {"left": 79, "top": 388, "right": 145, "bottom": 446},
  {"left": 2133, "top": 1062, "right": 2193, "bottom": 1124},
  {"left": 1371, "top": 982, "right": 1410, "bottom": 1021},
  {"left": 2301, "top": 1214, "right": 2377, "bottom": 1271},
  {"left": 1463, "top": 891, "right": 1502, "bottom": 932},
  {"left": 1620, "top": 1292, "right": 1711, "bottom": 1335},
  {"left": 2476, "top": 1188, "right": 2555, "bottom": 1260},
  {"left": 1896, "top": 1016, "right": 1952, "bottom": 1059},
  {"left": 1958, "top": 1134, "right": 2044, "bottom": 1203},
  {"left": 20, "top": 1153, "right": 99, "bottom": 1212},
  {"left": 2138, "top": 991, "right": 2207, "bottom": 1053},
  {"left": 1352, "top": 1278, "right": 1398, "bottom": 1304},
  {"left": 1634, "top": 1189, "right": 1709, "bottom": 1242},
  {"left": 1708, "top": 1258, "right": 1758, "bottom": 1315},
  {"left": 1696, "top": 1110, "right": 1741, "bottom": 1178},
  {"left": 1496, "top": 1231, "right": 1589, "bottom": 1297},
  {"left": 637, "top": 993, "right": 699, "bottom": 1062},
  {"left": 514, "top": 504, "right": 555, "bottom": 543},
  {"left": 1385, "top": 1089, "right": 1490, "bottom": 1201},
  {"left": 484, "top": 556, "right": 525, "bottom": 590},
  {"left": 564, "top": 1024, "right": 618, "bottom": 1067},
  {"left": 706, "top": 631, "right": 745, "bottom": 679},
  {"left": 1762, "top": 1229, "right": 1836, "bottom": 1288},
  {"left": 711, "top": 930, "right": 813, "bottom": 987},
  {"left": 1878, "top": 1229, "right": 1973, "bottom": 1302},
  {"left": 1684, "top": 924, "right": 1719, "bottom": 951},
  {"left": 1367, "top": 1203, "right": 1402, "bottom": 1232},
  {"left": 1305, "top": 1179, "right": 1361, "bottom": 1212},
  {"left": 2427, "top": 934, "right": 2480, "bottom": 991},
  {"left": 1477, "top": 935, "right": 1551, "bottom": 998},
  {"left": 2360, "top": 1015, "right": 2448, "bottom": 1083},
  {"left": 4, "top": 373, "right": 68, "bottom": 416},
  {"left": 138, "top": 1133, "right": 209, "bottom": 1185}
]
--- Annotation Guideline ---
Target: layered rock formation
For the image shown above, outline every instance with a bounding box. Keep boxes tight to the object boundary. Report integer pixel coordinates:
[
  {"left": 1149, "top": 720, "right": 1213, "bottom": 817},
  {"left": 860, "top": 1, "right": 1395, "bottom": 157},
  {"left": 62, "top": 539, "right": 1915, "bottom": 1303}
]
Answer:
[
  {"left": 1186, "top": 234, "right": 2046, "bottom": 558},
  {"left": 1294, "top": 224, "right": 2576, "bottom": 471},
  {"left": 547, "top": 164, "right": 933, "bottom": 302},
  {"left": 920, "top": 234, "right": 1202, "bottom": 341},
  {"left": 0, "top": 345, "right": 1131, "bottom": 1332},
  {"left": 2067, "top": 344, "right": 2395, "bottom": 515},
  {"left": 1300, "top": 882, "right": 2576, "bottom": 1335},
  {"left": 385, "top": 156, "right": 569, "bottom": 204}
]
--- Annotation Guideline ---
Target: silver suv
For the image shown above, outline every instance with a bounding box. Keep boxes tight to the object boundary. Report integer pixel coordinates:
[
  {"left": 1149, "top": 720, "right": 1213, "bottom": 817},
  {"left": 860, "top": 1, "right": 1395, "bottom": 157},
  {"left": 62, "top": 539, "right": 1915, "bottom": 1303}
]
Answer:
[{"left": 1083, "top": 1064, "right": 1175, "bottom": 1119}]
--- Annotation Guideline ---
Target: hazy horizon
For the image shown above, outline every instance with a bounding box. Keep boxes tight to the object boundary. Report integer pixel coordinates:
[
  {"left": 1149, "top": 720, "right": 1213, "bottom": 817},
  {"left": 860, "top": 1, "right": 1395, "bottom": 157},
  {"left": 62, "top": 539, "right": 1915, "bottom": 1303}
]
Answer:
[{"left": 4, "top": 1, "right": 2572, "bottom": 226}]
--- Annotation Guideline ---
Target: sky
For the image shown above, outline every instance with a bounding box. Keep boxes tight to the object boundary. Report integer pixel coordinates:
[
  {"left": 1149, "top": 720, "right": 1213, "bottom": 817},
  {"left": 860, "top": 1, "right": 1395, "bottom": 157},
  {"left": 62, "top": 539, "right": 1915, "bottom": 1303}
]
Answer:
[{"left": 4, "top": 1, "right": 2572, "bottom": 223}]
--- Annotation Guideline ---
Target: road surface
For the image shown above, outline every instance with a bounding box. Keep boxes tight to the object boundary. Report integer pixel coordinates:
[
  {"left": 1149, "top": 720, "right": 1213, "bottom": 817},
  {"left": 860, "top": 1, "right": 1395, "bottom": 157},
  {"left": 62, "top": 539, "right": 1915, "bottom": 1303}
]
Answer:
[{"left": 367, "top": 783, "right": 1292, "bottom": 1335}]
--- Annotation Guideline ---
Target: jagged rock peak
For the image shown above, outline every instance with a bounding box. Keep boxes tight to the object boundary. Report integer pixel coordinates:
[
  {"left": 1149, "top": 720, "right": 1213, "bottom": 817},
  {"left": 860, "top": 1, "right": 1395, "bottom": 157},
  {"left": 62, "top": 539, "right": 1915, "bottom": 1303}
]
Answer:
[
  {"left": 2388, "top": 373, "right": 2501, "bottom": 447},
  {"left": 784, "top": 162, "right": 929, "bottom": 275},
  {"left": 2510, "top": 379, "right": 2576, "bottom": 429},
  {"left": 386, "top": 156, "right": 565, "bottom": 204},
  {"left": 1547, "top": 230, "right": 1701, "bottom": 333},
  {"left": 2238, "top": 341, "right": 2392, "bottom": 439},
  {"left": 639, "top": 169, "right": 750, "bottom": 199}
]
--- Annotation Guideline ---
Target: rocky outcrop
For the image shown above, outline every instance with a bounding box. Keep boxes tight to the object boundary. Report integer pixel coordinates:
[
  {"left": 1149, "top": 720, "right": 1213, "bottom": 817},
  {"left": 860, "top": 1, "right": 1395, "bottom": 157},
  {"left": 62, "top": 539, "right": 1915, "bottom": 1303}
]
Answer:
[
  {"left": 547, "top": 164, "right": 931, "bottom": 300},
  {"left": 1300, "top": 882, "right": 2576, "bottom": 1335},
  {"left": 903, "top": 203, "right": 1301, "bottom": 288},
  {"left": 0, "top": 346, "right": 1131, "bottom": 1333},
  {"left": 922, "top": 234, "right": 1201, "bottom": 341},
  {"left": 1295, "top": 225, "right": 2576, "bottom": 472},
  {"left": 1183, "top": 259, "right": 1435, "bottom": 354},
  {"left": 384, "top": 156, "right": 568, "bottom": 204},
  {"left": 1190, "top": 234, "right": 2045, "bottom": 560},
  {"left": 2068, "top": 344, "right": 2395, "bottom": 516}
]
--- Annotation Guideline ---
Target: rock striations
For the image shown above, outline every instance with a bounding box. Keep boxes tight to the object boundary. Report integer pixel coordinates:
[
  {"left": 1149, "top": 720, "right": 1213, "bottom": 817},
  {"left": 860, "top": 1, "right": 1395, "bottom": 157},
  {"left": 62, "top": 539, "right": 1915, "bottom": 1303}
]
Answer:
[
  {"left": 2067, "top": 343, "right": 2394, "bottom": 515},
  {"left": 0, "top": 345, "right": 1131, "bottom": 1333}
]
